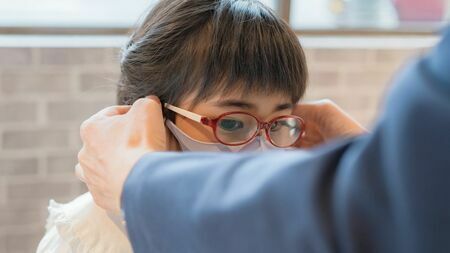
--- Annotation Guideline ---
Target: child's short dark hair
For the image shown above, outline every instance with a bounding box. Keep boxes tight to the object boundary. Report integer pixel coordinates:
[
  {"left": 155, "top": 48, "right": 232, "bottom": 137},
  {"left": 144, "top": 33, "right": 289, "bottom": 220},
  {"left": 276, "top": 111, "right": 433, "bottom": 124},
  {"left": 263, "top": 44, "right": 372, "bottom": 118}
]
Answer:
[{"left": 118, "top": 0, "right": 308, "bottom": 116}]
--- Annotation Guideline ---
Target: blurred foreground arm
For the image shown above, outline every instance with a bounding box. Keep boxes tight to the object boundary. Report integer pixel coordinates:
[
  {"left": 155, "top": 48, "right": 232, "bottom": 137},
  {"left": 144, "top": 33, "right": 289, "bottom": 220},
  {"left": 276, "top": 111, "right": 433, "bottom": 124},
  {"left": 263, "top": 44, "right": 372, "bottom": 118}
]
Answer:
[{"left": 122, "top": 28, "right": 450, "bottom": 252}]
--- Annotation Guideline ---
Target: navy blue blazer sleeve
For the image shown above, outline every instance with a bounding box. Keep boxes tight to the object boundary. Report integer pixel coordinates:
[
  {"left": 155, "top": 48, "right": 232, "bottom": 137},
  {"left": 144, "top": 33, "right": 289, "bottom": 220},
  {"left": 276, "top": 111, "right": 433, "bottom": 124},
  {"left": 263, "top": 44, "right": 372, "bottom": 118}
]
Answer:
[{"left": 122, "top": 27, "right": 450, "bottom": 253}]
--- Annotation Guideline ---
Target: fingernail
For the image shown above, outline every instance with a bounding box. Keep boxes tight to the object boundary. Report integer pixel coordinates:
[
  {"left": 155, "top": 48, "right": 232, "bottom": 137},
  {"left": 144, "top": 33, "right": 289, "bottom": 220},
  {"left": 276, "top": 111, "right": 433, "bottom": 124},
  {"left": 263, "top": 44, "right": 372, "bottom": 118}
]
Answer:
[{"left": 146, "top": 95, "right": 160, "bottom": 104}]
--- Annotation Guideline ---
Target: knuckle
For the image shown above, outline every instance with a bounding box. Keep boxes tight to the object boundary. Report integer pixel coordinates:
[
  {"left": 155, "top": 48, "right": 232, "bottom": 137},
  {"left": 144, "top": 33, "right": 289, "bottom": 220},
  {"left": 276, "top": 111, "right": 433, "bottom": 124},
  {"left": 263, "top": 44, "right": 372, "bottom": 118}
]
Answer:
[
  {"left": 83, "top": 169, "right": 93, "bottom": 182},
  {"left": 134, "top": 97, "right": 150, "bottom": 106},
  {"left": 79, "top": 119, "right": 99, "bottom": 140},
  {"left": 318, "top": 98, "right": 333, "bottom": 106},
  {"left": 84, "top": 175, "right": 94, "bottom": 187},
  {"left": 103, "top": 105, "right": 120, "bottom": 115},
  {"left": 318, "top": 99, "right": 337, "bottom": 111},
  {"left": 135, "top": 97, "right": 158, "bottom": 110},
  {"left": 105, "top": 105, "right": 118, "bottom": 111},
  {"left": 77, "top": 150, "right": 83, "bottom": 162},
  {"left": 79, "top": 120, "right": 92, "bottom": 139},
  {"left": 77, "top": 149, "right": 89, "bottom": 166}
]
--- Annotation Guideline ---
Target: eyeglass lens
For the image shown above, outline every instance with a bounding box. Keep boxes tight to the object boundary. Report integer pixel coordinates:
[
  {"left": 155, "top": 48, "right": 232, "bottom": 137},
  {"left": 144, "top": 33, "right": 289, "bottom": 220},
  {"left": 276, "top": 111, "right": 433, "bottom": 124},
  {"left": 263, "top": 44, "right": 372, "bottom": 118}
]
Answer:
[
  {"left": 268, "top": 118, "right": 302, "bottom": 147},
  {"left": 215, "top": 113, "right": 302, "bottom": 147},
  {"left": 216, "top": 113, "right": 258, "bottom": 145}
]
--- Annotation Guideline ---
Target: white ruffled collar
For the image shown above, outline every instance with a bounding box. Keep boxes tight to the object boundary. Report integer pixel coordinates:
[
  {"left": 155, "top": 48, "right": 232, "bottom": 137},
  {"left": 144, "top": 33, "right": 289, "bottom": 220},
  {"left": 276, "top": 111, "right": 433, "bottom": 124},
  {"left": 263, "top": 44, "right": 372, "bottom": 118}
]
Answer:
[{"left": 39, "top": 192, "right": 132, "bottom": 253}]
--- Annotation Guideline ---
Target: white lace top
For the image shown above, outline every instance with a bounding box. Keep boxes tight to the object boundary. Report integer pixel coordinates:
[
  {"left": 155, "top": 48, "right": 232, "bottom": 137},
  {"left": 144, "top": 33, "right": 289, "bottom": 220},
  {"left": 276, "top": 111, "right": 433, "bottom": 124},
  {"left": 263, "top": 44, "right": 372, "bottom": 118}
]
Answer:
[{"left": 37, "top": 192, "right": 133, "bottom": 253}]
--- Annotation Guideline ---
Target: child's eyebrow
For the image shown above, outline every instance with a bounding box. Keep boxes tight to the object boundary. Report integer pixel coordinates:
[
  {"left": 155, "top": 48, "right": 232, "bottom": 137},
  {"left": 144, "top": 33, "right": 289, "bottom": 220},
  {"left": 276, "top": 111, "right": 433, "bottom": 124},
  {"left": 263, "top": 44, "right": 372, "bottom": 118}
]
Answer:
[
  {"left": 274, "top": 103, "right": 293, "bottom": 112},
  {"left": 214, "top": 99, "right": 255, "bottom": 109},
  {"left": 214, "top": 100, "right": 293, "bottom": 112}
]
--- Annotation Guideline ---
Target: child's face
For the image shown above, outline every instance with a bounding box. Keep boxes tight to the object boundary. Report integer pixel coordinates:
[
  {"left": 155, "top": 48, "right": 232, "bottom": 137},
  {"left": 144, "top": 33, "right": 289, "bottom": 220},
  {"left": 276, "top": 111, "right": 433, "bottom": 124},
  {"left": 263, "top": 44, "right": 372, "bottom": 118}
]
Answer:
[{"left": 173, "top": 90, "right": 295, "bottom": 144}]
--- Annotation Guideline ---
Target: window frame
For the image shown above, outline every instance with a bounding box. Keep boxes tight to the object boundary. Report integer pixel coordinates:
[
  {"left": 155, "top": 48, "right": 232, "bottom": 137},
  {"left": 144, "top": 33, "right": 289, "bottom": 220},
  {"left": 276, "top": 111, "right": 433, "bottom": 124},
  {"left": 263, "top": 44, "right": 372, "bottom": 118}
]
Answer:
[{"left": 0, "top": 0, "right": 446, "bottom": 36}]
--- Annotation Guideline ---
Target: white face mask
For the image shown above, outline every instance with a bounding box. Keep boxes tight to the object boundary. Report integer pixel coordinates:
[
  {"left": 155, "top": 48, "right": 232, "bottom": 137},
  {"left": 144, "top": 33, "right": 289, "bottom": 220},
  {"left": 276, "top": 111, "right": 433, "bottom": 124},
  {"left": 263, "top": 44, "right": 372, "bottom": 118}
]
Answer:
[{"left": 166, "top": 120, "right": 292, "bottom": 152}]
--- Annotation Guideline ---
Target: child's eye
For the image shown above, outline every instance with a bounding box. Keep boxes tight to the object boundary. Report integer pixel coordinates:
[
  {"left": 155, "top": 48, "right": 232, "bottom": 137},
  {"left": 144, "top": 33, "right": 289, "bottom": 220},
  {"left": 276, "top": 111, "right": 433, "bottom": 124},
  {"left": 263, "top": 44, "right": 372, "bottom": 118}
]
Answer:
[
  {"left": 218, "top": 119, "right": 244, "bottom": 132},
  {"left": 270, "top": 121, "right": 282, "bottom": 132}
]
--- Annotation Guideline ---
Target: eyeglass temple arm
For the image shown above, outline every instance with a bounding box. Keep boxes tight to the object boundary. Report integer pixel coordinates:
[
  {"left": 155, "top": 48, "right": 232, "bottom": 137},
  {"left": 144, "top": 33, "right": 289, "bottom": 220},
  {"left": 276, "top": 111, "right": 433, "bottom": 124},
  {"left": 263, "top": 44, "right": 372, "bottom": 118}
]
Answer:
[{"left": 164, "top": 103, "right": 206, "bottom": 123}]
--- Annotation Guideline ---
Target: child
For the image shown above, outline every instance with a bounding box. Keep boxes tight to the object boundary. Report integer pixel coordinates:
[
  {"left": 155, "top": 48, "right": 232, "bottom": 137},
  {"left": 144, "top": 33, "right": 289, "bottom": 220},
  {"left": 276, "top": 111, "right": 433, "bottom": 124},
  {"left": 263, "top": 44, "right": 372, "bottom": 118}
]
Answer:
[{"left": 37, "top": 0, "right": 308, "bottom": 252}]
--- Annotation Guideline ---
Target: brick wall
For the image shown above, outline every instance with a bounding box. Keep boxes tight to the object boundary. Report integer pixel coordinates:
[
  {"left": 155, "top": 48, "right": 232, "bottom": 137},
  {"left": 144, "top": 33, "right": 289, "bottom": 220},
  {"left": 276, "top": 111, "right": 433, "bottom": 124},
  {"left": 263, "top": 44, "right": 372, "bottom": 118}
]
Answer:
[{"left": 0, "top": 41, "right": 426, "bottom": 252}]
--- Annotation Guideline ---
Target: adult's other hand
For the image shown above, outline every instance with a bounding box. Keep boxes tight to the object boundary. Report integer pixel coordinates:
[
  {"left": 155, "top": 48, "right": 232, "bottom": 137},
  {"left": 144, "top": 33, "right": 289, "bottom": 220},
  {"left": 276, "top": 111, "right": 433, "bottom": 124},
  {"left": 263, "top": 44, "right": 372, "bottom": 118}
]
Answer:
[{"left": 294, "top": 99, "right": 368, "bottom": 148}]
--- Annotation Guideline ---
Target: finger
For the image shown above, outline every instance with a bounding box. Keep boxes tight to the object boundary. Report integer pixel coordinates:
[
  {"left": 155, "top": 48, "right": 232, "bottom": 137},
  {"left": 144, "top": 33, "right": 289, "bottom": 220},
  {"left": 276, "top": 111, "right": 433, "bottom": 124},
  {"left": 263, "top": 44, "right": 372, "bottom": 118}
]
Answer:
[
  {"left": 85, "top": 184, "right": 108, "bottom": 210},
  {"left": 96, "top": 105, "right": 131, "bottom": 118},
  {"left": 296, "top": 99, "right": 335, "bottom": 107},
  {"left": 79, "top": 106, "right": 130, "bottom": 141},
  {"left": 84, "top": 106, "right": 131, "bottom": 126},
  {"left": 128, "top": 96, "right": 163, "bottom": 124},
  {"left": 296, "top": 141, "right": 317, "bottom": 149},
  {"left": 128, "top": 95, "right": 161, "bottom": 113},
  {"left": 77, "top": 160, "right": 105, "bottom": 188},
  {"left": 77, "top": 147, "right": 104, "bottom": 179},
  {"left": 75, "top": 163, "right": 86, "bottom": 182},
  {"left": 126, "top": 96, "right": 167, "bottom": 150},
  {"left": 106, "top": 105, "right": 131, "bottom": 116},
  {"left": 292, "top": 100, "right": 330, "bottom": 119}
]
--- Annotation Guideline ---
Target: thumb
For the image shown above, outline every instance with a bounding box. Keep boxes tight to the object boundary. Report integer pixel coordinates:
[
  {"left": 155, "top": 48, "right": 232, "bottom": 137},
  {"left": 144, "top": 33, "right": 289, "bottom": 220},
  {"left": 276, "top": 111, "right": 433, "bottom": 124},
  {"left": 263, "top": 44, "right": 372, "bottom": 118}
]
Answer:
[
  {"left": 292, "top": 103, "right": 320, "bottom": 122},
  {"left": 127, "top": 95, "right": 167, "bottom": 150},
  {"left": 128, "top": 95, "right": 163, "bottom": 120}
]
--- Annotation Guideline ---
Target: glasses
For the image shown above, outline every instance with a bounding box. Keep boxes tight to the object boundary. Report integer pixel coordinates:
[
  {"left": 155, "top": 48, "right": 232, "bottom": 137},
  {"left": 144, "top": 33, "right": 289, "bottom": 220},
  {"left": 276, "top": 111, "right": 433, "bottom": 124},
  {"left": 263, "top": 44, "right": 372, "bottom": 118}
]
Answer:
[{"left": 164, "top": 103, "right": 305, "bottom": 148}]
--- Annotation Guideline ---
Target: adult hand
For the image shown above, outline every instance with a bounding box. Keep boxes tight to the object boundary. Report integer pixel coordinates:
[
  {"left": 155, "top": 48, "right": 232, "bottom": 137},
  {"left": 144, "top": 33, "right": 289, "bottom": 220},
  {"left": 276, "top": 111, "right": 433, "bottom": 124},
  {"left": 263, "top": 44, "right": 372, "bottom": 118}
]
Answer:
[
  {"left": 293, "top": 99, "right": 368, "bottom": 148},
  {"left": 76, "top": 96, "right": 166, "bottom": 213}
]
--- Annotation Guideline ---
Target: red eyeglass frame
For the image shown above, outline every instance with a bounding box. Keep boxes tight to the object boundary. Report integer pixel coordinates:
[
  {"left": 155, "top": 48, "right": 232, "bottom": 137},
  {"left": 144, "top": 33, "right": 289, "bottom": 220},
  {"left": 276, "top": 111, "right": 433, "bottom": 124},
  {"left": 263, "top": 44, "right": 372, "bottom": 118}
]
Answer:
[{"left": 165, "top": 103, "right": 306, "bottom": 148}]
